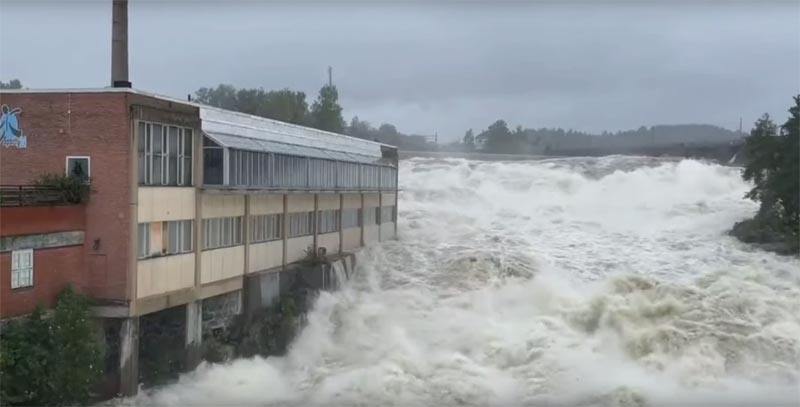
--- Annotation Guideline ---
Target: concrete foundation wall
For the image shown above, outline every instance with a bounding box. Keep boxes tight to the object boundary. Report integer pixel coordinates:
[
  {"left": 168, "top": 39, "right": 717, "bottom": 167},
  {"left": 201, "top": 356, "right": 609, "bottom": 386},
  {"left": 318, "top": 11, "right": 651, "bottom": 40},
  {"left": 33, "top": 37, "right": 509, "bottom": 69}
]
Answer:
[
  {"left": 342, "top": 227, "right": 361, "bottom": 251},
  {"left": 318, "top": 232, "right": 340, "bottom": 254},
  {"left": 243, "top": 271, "right": 280, "bottom": 314},
  {"left": 286, "top": 235, "right": 313, "bottom": 263},
  {"left": 138, "top": 187, "right": 196, "bottom": 223},
  {"left": 248, "top": 241, "right": 282, "bottom": 273},
  {"left": 137, "top": 253, "right": 195, "bottom": 298},
  {"left": 201, "top": 290, "right": 242, "bottom": 336},
  {"left": 200, "top": 246, "right": 244, "bottom": 284},
  {"left": 250, "top": 195, "right": 283, "bottom": 215}
]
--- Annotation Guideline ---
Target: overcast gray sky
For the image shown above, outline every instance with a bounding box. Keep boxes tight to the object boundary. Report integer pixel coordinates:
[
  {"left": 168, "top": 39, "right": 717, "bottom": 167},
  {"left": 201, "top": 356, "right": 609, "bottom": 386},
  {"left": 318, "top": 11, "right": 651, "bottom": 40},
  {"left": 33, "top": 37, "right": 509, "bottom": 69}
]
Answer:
[{"left": 1, "top": 1, "right": 798, "bottom": 139}]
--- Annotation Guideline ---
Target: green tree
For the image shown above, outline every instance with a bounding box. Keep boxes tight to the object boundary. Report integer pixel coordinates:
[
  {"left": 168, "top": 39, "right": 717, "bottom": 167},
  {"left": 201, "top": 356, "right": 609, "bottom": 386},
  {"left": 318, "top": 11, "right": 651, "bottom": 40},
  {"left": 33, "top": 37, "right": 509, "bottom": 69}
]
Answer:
[
  {"left": 0, "top": 79, "right": 22, "bottom": 89},
  {"left": 775, "top": 96, "right": 799, "bottom": 224},
  {"left": 742, "top": 114, "right": 781, "bottom": 208},
  {"left": 195, "top": 84, "right": 238, "bottom": 110},
  {"left": 734, "top": 96, "right": 800, "bottom": 254},
  {"left": 0, "top": 287, "right": 104, "bottom": 406},
  {"left": 347, "top": 116, "right": 373, "bottom": 139},
  {"left": 194, "top": 85, "right": 309, "bottom": 125},
  {"left": 310, "top": 84, "right": 345, "bottom": 133},
  {"left": 463, "top": 128, "right": 475, "bottom": 151},
  {"left": 47, "top": 286, "right": 105, "bottom": 405},
  {"left": 259, "top": 89, "right": 309, "bottom": 125},
  {"left": 479, "top": 120, "right": 523, "bottom": 153}
]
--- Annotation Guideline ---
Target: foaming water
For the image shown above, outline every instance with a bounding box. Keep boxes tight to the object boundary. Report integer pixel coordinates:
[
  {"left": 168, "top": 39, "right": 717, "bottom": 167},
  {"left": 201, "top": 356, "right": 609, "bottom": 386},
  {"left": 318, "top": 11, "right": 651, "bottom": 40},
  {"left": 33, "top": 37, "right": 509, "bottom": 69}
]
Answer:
[{"left": 128, "top": 156, "right": 800, "bottom": 406}]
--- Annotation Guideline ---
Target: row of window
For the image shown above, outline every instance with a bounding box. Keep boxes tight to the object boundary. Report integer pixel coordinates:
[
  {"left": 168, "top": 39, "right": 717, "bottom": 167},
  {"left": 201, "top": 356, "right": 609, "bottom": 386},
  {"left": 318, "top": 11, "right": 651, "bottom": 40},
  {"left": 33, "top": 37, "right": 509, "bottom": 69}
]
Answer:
[
  {"left": 138, "top": 121, "right": 194, "bottom": 186},
  {"left": 318, "top": 210, "right": 340, "bottom": 234},
  {"left": 287, "top": 212, "right": 314, "bottom": 238},
  {"left": 251, "top": 214, "right": 283, "bottom": 243},
  {"left": 137, "top": 220, "right": 194, "bottom": 259},
  {"left": 134, "top": 207, "right": 396, "bottom": 258},
  {"left": 342, "top": 208, "right": 361, "bottom": 229},
  {"left": 222, "top": 148, "right": 398, "bottom": 190},
  {"left": 381, "top": 206, "right": 397, "bottom": 223},
  {"left": 203, "top": 217, "right": 244, "bottom": 250}
]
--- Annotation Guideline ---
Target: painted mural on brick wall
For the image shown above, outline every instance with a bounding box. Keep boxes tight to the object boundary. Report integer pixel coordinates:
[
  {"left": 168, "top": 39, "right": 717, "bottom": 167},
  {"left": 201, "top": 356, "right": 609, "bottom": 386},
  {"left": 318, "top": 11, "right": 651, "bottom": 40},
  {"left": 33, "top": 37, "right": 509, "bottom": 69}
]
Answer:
[{"left": 0, "top": 104, "right": 27, "bottom": 148}]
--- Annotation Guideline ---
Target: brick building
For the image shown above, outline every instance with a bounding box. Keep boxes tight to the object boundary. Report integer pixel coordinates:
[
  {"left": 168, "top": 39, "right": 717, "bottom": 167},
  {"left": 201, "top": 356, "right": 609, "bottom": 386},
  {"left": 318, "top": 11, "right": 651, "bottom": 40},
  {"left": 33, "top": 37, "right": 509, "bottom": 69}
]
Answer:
[{"left": 0, "top": 88, "right": 399, "bottom": 395}]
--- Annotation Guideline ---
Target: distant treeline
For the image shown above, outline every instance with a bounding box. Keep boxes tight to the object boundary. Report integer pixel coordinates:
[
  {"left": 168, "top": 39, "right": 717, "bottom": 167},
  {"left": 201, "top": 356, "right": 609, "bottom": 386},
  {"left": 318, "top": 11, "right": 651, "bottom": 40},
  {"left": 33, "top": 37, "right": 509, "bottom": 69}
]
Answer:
[{"left": 459, "top": 120, "right": 744, "bottom": 156}]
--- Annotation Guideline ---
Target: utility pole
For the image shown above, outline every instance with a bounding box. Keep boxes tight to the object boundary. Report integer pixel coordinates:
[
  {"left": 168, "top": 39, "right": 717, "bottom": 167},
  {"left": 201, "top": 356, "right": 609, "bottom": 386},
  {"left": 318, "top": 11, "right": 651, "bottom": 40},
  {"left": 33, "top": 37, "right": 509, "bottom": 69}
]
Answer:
[
  {"left": 328, "top": 66, "right": 333, "bottom": 87},
  {"left": 739, "top": 117, "right": 743, "bottom": 134}
]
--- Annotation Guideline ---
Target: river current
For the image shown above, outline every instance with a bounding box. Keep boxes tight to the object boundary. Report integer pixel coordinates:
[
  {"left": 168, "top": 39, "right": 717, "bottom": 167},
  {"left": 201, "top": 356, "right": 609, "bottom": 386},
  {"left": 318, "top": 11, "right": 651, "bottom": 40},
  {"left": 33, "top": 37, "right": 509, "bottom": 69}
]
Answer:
[{"left": 131, "top": 156, "right": 800, "bottom": 406}]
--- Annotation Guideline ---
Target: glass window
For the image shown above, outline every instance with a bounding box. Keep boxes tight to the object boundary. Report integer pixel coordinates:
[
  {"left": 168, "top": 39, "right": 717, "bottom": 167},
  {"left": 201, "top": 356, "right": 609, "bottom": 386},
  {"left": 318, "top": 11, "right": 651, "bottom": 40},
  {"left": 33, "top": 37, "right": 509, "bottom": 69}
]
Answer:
[
  {"left": 183, "top": 129, "right": 193, "bottom": 186},
  {"left": 287, "top": 212, "right": 313, "bottom": 238},
  {"left": 182, "top": 220, "right": 193, "bottom": 253},
  {"left": 11, "top": 249, "right": 34, "bottom": 289},
  {"left": 152, "top": 124, "right": 164, "bottom": 185},
  {"left": 203, "top": 217, "right": 243, "bottom": 250},
  {"left": 138, "top": 122, "right": 146, "bottom": 184},
  {"left": 167, "top": 220, "right": 180, "bottom": 254},
  {"left": 167, "top": 126, "right": 179, "bottom": 185},
  {"left": 137, "top": 223, "right": 150, "bottom": 259},
  {"left": 203, "top": 147, "right": 224, "bottom": 185},
  {"left": 66, "top": 156, "right": 91, "bottom": 184}
]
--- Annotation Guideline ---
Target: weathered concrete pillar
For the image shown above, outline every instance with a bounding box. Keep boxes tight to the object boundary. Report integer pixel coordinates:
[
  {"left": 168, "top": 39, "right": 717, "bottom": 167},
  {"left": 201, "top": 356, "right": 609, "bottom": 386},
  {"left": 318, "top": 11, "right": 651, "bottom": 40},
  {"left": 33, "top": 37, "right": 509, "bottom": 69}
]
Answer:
[
  {"left": 118, "top": 317, "right": 139, "bottom": 397},
  {"left": 185, "top": 301, "right": 203, "bottom": 370}
]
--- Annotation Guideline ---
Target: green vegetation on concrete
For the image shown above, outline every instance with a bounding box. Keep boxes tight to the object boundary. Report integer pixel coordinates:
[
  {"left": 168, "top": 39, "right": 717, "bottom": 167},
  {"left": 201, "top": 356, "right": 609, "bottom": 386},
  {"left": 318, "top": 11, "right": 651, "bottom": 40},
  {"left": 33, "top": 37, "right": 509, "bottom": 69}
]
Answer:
[
  {"left": 0, "top": 286, "right": 104, "bottom": 406},
  {"left": 732, "top": 96, "right": 799, "bottom": 255},
  {"left": 34, "top": 173, "right": 91, "bottom": 204},
  {"left": 203, "top": 295, "right": 302, "bottom": 363}
]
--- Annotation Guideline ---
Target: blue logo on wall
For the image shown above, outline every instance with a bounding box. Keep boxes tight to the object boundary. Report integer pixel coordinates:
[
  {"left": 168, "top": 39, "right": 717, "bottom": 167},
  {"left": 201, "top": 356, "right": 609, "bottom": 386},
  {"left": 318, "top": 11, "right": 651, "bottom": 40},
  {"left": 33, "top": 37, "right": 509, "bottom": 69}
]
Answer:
[{"left": 0, "top": 104, "right": 27, "bottom": 149}]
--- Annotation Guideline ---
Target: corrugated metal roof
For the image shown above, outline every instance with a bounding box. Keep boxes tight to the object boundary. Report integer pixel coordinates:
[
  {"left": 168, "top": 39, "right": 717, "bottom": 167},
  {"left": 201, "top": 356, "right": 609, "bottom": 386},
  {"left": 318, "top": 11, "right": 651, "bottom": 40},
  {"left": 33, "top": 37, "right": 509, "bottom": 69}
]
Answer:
[
  {"left": 199, "top": 106, "right": 389, "bottom": 159},
  {"left": 205, "top": 131, "right": 386, "bottom": 165}
]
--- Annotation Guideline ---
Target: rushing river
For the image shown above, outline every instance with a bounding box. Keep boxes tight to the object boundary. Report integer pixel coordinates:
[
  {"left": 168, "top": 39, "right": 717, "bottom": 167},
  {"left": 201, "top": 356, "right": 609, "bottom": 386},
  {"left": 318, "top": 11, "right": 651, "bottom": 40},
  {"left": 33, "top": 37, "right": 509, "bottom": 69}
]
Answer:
[{"left": 131, "top": 156, "right": 800, "bottom": 406}]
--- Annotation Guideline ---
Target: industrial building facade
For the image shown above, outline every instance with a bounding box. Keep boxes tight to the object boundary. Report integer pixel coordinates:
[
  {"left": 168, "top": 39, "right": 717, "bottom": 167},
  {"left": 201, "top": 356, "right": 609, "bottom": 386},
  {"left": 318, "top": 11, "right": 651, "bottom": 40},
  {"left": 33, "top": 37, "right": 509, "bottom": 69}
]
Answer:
[{"left": 0, "top": 88, "right": 398, "bottom": 394}]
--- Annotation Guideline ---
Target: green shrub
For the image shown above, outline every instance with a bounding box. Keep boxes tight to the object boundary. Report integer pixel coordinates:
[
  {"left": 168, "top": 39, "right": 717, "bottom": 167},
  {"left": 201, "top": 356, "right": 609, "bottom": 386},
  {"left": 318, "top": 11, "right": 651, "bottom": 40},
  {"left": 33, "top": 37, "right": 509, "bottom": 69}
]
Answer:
[
  {"left": 33, "top": 173, "right": 90, "bottom": 204},
  {"left": 0, "top": 286, "right": 104, "bottom": 406}
]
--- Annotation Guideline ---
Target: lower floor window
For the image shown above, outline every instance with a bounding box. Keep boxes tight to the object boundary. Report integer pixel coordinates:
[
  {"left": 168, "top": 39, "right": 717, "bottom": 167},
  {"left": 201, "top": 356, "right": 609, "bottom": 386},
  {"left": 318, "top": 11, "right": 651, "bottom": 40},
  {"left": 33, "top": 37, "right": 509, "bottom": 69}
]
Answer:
[
  {"left": 317, "top": 209, "right": 340, "bottom": 234},
  {"left": 342, "top": 208, "right": 361, "bottom": 229},
  {"left": 251, "top": 214, "right": 283, "bottom": 243},
  {"left": 381, "top": 206, "right": 396, "bottom": 223},
  {"left": 203, "top": 217, "right": 243, "bottom": 250},
  {"left": 138, "top": 220, "right": 194, "bottom": 258},
  {"left": 11, "top": 249, "right": 34, "bottom": 289},
  {"left": 364, "top": 207, "right": 379, "bottom": 225},
  {"left": 287, "top": 212, "right": 313, "bottom": 238}
]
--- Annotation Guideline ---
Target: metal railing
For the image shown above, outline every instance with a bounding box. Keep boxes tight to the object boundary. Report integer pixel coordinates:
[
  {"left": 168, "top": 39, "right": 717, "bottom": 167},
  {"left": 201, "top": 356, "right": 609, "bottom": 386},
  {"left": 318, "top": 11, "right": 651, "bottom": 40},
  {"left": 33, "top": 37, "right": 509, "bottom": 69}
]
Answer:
[{"left": 0, "top": 185, "right": 74, "bottom": 207}]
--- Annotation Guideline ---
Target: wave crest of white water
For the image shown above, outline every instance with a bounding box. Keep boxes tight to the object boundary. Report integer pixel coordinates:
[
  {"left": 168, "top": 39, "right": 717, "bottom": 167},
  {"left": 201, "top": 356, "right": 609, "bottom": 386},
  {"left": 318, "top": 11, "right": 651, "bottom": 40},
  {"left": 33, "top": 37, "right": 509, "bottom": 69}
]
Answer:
[{"left": 130, "top": 157, "right": 800, "bottom": 406}]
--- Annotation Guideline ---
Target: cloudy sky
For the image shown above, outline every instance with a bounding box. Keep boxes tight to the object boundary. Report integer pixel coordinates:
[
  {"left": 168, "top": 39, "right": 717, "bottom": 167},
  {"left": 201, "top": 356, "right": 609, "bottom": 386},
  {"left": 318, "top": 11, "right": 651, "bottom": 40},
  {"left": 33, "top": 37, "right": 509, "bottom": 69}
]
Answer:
[{"left": 1, "top": 1, "right": 798, "bottom": 139}]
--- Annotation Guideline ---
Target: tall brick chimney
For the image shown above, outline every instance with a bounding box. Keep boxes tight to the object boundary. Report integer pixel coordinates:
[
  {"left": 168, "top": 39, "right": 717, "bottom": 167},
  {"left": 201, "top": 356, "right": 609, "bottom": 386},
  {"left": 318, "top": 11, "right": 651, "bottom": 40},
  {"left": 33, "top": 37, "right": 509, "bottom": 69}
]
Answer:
[{"left": 111, "top": 0, "right": 131, "bottom": 88}]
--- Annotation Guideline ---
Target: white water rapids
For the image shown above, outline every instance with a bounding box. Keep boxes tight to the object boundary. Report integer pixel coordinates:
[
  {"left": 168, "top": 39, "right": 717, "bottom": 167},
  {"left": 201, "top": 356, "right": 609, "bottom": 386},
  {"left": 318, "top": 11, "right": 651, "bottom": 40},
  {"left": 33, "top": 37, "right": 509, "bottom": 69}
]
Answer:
[{"left": 131, "top": 156, "right": 800, "bottom": 406}]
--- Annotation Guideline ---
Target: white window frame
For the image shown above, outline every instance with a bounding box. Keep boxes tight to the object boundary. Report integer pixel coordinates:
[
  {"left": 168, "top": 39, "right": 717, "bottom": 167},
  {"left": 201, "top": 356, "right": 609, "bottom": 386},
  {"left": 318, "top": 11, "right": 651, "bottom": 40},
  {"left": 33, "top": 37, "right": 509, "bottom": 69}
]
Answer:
[
  {"left": 11, "top": 249, "right": 34, "bottom": 289},
  {"left": 139, "top": 121, "right": 193, "bottom": 187},
  {"left": 137, "top": 223, "right": 151, "bottom": 259},
  {"left": 65, "top": 156, "right": 91, "bottom": 183}
]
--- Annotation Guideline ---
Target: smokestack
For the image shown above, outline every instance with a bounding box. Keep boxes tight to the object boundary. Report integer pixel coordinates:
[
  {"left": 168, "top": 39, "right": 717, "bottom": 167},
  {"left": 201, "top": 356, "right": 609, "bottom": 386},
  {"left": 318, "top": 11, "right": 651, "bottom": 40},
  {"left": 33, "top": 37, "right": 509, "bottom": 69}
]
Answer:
[{"left": 111, "top": 0, "right": 131, "bottom": 88}]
